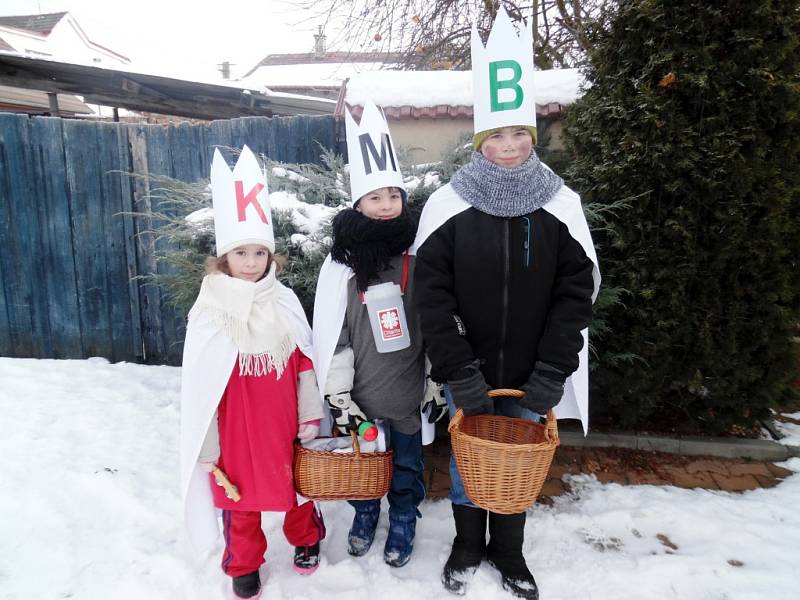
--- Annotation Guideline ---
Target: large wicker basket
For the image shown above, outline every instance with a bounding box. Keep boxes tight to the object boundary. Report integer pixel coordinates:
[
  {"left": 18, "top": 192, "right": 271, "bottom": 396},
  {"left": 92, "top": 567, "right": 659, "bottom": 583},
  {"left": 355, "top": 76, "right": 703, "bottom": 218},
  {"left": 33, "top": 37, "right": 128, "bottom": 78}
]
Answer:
[
  {"left": 294, "top": 430, "right": 394, "bottom": 501},
  {"left": 449, "top": 389, "right": 559, "bottom": 514}
]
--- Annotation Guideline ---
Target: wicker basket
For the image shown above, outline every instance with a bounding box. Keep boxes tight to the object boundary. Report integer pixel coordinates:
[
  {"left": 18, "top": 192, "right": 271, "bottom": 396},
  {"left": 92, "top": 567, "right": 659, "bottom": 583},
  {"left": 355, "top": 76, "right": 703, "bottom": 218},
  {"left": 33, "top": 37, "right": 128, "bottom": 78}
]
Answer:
[
  {"left": 294, "top": 430, "right": 394, "bottom": 501},
  {"left": 449, "top": 389, "right": 559, "bottom": 514}
]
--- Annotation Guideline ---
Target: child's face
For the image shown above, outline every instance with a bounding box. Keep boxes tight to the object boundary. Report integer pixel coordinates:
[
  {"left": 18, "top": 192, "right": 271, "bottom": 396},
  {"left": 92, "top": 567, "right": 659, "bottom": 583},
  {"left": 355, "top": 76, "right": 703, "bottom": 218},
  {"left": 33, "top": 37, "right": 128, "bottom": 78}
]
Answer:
[
  {"left": 480, "top": 126, "right": 533, "bottom": 169},
  {"left": 226, "top": 244, "right": 271, "bottom": 282},
  {"left": 356, "top": 187, "right": 403, "bottom": 220}
]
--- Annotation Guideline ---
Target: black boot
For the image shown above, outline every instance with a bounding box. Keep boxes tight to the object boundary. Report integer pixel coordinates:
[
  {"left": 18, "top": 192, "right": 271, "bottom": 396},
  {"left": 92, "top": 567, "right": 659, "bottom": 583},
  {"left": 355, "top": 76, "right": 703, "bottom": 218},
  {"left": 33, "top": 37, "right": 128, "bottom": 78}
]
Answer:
[
  {"left": 442, "top": 504, "right": 488, "bottom": 595},
  {"left": 486, "top": 512, "right": 538, "bottom": 600},
  {"left": 232, "top": 570, "right": 261, "bottom": 599}
]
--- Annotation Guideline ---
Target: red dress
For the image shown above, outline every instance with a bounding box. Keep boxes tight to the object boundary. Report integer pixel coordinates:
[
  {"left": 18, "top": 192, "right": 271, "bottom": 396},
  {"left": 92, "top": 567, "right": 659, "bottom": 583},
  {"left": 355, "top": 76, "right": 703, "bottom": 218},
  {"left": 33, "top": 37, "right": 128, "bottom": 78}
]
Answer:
[{"left": 211, "top": 348, "right": 312, "bottom": 512}]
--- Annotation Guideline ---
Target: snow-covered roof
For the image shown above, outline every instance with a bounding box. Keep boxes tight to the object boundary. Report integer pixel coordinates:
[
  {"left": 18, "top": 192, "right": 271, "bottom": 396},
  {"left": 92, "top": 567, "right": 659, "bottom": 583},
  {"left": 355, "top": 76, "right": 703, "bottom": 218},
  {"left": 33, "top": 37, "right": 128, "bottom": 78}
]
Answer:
[
  {"left": 345, "top": 68, "right": 585, "bottom": 114},
  {"left": 239, "top": 62, "right": 389, "bottom": 90}
]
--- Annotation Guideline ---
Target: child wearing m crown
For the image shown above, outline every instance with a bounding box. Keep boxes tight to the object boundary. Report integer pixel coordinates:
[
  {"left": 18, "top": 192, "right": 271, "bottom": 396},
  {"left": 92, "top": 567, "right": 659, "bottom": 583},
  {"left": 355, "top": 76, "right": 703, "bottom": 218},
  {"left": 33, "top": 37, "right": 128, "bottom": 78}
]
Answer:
[
  {"left": 180, "top": 146, "right": 326, "bottom": 600},
  {"left": 312, "top": 99, "right": 447, "bottom": 569}
]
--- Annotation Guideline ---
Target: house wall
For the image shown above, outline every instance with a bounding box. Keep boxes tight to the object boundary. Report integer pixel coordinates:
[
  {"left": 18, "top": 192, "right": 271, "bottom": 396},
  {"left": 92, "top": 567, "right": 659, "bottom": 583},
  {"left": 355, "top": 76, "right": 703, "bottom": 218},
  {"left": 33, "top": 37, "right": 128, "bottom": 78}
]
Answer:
[{"left": 389, "top": 117, "right": 473, "bottom": 164}]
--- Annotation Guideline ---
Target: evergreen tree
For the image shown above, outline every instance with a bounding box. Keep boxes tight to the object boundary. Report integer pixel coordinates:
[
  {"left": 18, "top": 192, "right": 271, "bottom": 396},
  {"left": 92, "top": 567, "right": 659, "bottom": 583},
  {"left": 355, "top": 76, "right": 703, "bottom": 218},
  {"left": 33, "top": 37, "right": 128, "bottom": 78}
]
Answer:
[{"left": 566, "top": 0, "right": 800, "bottom": 432}]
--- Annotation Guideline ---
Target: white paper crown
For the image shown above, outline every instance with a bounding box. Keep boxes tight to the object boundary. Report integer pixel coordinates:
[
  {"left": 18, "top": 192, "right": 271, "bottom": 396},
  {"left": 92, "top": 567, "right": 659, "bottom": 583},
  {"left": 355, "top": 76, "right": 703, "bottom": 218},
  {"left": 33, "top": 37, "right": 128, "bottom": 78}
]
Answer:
[
  {"left": 345, "top": 98, "right": 406, "bottom": 204},
  {"left": 210, "top": 145, "right": 275, "bottom": 257},
  {"left": 471, "top": 6, "right": 536, "bottom": 135}
]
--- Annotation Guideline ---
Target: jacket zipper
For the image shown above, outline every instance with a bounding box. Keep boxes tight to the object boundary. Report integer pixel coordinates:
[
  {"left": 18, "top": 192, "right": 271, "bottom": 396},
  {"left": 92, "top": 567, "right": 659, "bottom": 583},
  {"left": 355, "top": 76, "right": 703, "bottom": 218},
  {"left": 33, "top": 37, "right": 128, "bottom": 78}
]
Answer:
[
  {"left": 522, "top": 217, "right": 531, "bottom": 268},
  {"left": 497, "top": 219, "right": 510, "bottom": 387}
]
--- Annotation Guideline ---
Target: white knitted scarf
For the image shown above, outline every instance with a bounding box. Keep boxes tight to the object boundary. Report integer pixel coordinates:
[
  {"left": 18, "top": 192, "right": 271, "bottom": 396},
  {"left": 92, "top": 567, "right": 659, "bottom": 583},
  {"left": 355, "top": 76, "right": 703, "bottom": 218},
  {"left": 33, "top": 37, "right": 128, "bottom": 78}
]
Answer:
[{"left": 188, "top": 264, "right": 296, "bottom": 378}]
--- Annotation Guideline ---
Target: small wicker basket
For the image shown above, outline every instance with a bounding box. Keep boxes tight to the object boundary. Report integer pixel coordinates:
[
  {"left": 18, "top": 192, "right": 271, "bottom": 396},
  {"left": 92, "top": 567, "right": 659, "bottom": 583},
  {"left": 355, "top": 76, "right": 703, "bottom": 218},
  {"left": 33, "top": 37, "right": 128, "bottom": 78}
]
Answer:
[
  {"left": 294, "top": 430, "right": 394, "bottom": 501},
  {"left": 449, "top": 389, "right": 559, "bottom": 514}
]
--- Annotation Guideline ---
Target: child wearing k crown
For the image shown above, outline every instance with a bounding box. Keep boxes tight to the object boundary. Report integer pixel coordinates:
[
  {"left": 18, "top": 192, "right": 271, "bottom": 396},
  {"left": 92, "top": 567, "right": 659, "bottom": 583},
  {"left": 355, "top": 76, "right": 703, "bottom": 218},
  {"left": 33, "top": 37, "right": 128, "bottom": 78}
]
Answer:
[
  {"left": 180, "top": 147, "right": 325, "bottom": 600},
  {"left": 312, "top": 100, "right": 447, "bottom": 569}
]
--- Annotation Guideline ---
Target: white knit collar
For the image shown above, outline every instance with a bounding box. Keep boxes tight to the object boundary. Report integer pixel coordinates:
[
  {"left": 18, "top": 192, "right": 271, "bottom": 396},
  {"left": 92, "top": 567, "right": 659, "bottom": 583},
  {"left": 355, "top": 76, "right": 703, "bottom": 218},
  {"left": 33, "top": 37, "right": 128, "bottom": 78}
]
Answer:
[{"left": 188, "top": 264, "right": 296, "bottom": 377}]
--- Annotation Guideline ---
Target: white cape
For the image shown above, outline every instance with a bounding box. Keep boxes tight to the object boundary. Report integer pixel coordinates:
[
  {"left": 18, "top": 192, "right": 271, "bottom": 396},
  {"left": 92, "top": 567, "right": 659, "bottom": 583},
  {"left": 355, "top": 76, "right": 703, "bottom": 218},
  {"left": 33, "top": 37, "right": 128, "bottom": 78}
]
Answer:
[
  {"left": 179, "top": 282, "right": 313, "bottom": 554},
  {"left": 411, "top": 183, "right": 601, "bottom": 434},
  {"left": 311, "top": 257, "right": 436, "bottom": 444}
]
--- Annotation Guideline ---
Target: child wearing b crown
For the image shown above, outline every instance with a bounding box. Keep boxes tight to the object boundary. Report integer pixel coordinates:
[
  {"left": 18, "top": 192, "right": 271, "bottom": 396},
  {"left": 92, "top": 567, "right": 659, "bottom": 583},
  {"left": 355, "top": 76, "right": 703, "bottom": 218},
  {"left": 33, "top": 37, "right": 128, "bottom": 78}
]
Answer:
[
  {"left": 413, "top": 8, "right": 601, "bottom": 600},
  {"left": 180, "top": 146, "right": 326, "bottom": 600},
  {"left": 312, "top": 99, "right": 447, "bottom": 569}
]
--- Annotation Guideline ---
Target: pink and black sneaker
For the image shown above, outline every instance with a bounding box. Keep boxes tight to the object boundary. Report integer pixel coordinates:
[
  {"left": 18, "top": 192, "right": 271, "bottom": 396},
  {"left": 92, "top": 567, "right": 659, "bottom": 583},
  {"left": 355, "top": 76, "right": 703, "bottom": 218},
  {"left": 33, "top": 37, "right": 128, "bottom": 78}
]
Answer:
[{"left": 293, "top": 542, "right": 320, "bottom": 575}]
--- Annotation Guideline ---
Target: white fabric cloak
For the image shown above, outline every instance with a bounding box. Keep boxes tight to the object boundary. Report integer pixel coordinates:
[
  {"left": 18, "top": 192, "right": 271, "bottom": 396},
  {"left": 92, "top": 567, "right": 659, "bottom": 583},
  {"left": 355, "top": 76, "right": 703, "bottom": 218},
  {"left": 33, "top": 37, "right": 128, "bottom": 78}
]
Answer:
[
  {"left": 411, "top": 182, "right": 601, "bottom": 434},
  {"left": 179, "top": 282, "right": 313, "bottom": 554}
]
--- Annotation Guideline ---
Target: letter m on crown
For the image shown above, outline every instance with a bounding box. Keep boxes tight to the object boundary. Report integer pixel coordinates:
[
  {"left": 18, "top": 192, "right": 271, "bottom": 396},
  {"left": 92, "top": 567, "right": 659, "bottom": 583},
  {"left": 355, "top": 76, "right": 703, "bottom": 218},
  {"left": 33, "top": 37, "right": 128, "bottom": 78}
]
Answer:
[
  {"left": 235, "top": 180, "right": 268, "bottom": 223},
  {"left": 359, "top": 133, "right": 397, "bottom": 175}
]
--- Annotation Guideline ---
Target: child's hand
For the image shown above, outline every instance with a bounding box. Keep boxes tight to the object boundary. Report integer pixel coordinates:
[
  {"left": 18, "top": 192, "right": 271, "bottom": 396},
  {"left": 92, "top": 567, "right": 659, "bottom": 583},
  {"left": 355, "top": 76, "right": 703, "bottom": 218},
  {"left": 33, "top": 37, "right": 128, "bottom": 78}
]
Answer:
[
  {"left": 297, "top": 423, "right": 320, "bottom": 442},
  {"left": 198, "top": 458, "right": 217, "bottom": 473}
]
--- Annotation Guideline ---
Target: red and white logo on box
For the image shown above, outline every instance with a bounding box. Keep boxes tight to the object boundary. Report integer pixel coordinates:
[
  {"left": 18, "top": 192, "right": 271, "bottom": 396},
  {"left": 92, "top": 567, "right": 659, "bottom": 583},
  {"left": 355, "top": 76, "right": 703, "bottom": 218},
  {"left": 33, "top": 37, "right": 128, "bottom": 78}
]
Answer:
[{"left": 377, "top": 307, "right": 403, "bottom": 340}]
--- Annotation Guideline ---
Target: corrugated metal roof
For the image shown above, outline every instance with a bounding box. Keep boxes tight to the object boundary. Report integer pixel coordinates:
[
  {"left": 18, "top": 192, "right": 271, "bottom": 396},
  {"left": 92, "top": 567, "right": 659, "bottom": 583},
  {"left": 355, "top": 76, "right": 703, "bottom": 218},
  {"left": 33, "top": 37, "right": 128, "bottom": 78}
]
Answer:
[
  {"left": 0, "top": 12, "right": 67, "bottom": 34},
  {"left": 0, "top": 54, "right": 335, "bottom": 119}
]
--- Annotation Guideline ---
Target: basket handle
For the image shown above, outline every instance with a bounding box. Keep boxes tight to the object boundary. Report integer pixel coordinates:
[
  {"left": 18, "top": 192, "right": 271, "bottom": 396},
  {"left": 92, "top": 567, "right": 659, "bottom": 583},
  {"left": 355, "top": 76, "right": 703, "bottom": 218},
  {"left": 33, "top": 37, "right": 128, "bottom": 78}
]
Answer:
[
  {"left": 350, "top": 429, "right": 361, "bottom": 457},
  {"left": 447, "top": 408, "right": 464, "bottom": 434},
  {"left": 448, "top": 389, "right": 558, "bottom": 443}
]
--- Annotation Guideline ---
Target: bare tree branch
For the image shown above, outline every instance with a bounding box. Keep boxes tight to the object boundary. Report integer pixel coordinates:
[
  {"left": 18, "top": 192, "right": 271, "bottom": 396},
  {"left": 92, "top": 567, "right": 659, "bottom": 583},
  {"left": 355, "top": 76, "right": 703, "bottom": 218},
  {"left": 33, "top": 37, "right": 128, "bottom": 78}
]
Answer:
[{"left": 291, "top": 0, "right": 615, "bottom": 69}]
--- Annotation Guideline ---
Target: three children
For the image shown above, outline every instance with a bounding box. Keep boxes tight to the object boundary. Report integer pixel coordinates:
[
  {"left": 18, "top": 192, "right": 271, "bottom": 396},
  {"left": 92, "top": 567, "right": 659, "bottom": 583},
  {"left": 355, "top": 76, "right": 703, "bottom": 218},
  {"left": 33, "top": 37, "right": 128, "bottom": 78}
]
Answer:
[{"left": 180, "top": 11, "right": 598, "bottom": 600}]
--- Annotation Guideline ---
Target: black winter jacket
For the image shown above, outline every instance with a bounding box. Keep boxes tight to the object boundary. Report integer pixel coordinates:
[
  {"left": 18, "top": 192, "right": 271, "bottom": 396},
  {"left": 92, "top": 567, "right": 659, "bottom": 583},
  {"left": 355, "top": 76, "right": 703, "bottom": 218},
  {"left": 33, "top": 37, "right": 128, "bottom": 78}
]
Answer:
[{"left": 414, "top": 202, "right": 594, "bottom": 388}]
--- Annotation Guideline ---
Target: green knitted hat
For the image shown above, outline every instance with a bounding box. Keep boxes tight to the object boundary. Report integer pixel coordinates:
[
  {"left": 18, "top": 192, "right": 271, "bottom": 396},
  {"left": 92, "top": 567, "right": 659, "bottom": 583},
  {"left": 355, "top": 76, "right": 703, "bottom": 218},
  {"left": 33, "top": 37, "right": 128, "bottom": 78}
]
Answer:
[{"left": 473, "top": 125, "right": 538, "bottom": 150}]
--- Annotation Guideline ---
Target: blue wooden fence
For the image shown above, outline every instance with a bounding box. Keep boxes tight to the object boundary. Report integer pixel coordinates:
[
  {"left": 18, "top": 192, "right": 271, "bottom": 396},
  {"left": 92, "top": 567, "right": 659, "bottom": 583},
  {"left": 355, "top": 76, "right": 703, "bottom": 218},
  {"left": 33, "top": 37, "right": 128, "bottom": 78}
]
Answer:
[{"left": 0, "top": 112, "right": 336, "bottom": 365}]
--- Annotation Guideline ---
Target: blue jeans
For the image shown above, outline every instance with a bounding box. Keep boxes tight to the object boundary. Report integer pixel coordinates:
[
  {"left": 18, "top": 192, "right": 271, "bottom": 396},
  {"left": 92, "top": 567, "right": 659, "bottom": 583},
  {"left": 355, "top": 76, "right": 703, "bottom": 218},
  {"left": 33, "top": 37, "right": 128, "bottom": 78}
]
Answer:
[
  {"left": 351, "top": 423, "right": 425, "bottom": 515},
  {"left": 445, "top": 385, "right": 543, "bottom": 506}
]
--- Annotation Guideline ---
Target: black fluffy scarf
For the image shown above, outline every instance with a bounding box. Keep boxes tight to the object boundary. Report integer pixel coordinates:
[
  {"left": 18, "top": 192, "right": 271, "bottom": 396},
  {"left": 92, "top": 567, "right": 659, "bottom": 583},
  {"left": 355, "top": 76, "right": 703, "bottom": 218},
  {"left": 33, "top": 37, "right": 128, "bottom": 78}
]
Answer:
[{"left": 330, "top": 206, "right": 417, "bottom": 292}]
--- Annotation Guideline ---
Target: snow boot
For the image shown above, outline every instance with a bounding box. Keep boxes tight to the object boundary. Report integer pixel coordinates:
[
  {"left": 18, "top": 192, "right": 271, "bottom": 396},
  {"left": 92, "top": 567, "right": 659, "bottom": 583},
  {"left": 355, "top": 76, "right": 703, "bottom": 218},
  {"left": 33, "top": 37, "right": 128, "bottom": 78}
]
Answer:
[
  {"left": 486, "top": 511, "right": 538, "bottom": 600},
  {"left": 383, "top": 509, "right": 417, "bottom": 567},
  {"left": 347, "top": 499, "right": 381, "bottom": 556},
  {"left": 293, "top": 542, "right": 320, "bottom": 575},
  {"left": 232, "top": 570, "right": 261, "bottom": 599},
  {"left": 442, "top": 503, "right": 488, "bottom": 595}
]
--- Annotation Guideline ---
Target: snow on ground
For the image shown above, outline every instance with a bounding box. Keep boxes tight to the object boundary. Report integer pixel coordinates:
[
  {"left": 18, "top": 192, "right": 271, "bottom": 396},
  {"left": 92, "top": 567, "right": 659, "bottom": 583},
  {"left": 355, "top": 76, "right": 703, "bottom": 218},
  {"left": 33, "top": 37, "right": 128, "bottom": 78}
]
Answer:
[
  {"left": 1, "top": 357, "right": 799, "bottom": 600},
  {"left": 775, "top": 412, "right": 800, "bottom": 446}
]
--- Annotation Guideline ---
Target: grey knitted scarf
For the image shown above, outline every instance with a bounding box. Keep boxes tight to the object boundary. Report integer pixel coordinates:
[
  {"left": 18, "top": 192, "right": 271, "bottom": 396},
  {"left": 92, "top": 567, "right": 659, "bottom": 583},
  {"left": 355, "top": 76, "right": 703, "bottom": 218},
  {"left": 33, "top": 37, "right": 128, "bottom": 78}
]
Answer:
[{"left": 450, "top": 151, "right": 564, "bottom": 217}]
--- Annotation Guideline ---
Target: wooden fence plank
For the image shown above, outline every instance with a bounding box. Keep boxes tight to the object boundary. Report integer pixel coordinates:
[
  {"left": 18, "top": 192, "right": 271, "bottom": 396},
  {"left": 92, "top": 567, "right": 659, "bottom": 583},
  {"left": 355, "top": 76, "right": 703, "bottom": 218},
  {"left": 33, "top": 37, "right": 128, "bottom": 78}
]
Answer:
[
  {"left": 96, "top": 121, "right": 139, "bottom": 362},
  {"left": 115, "top": 125, "right": 145, "bottom": 362},
  {"left": 63, "top": 119, "right": 115, "bottom": 359},
  {"left": 0, "top": 114, "right": 42, "bottom": 356},
  {"left": 128, "top": 123, "right": 166, "bottom": 363},
  {"left": 29, "top": 116, "right": 83, "bottom": 358}
]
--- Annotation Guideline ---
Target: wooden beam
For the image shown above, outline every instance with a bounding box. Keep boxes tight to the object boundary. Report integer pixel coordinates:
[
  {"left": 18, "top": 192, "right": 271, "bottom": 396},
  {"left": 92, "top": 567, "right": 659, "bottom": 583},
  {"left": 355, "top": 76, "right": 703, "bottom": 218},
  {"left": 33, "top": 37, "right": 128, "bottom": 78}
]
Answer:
[{"left": 47, "top": 92, "right": 60, "bottom": 116}]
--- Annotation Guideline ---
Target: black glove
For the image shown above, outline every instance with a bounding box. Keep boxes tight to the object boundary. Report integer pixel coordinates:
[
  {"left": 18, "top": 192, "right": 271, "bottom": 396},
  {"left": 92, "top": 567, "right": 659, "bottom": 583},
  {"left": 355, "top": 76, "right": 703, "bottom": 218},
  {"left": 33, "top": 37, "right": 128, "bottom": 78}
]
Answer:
[
  {"left": 519, "top": 361, "right": 567, "bottom": 414},
  {"left": 447, "top": 362, "right": 492, "bottom": 416}
]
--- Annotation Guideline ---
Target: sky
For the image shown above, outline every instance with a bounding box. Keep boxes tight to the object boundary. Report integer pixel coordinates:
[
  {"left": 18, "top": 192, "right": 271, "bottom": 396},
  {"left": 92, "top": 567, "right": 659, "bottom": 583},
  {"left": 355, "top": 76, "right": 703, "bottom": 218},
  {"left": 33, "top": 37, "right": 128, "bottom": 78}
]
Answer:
[{"left": 0, "top": 0, "right": 356, "bottom": 80}]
